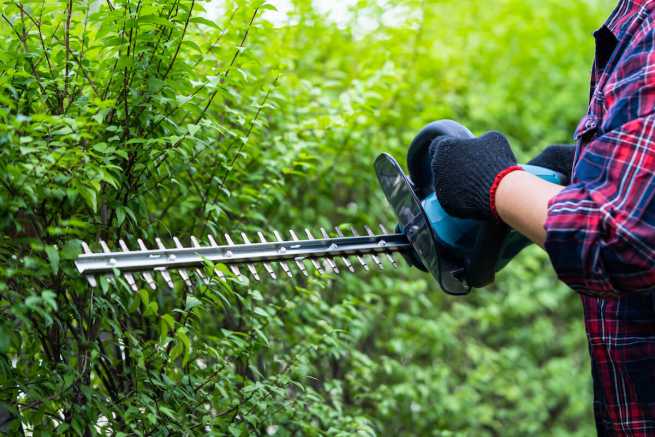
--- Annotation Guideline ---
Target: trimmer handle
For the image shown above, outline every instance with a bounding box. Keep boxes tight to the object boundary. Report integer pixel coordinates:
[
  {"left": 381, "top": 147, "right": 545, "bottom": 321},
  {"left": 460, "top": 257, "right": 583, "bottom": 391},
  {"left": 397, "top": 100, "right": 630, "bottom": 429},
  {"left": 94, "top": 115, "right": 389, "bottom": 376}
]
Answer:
[
  {"left": 406, "top": 120, "right": 475, "bottom": 199},
  {"left": 403, "top": 120, "right": 565, "bottom": 293}
]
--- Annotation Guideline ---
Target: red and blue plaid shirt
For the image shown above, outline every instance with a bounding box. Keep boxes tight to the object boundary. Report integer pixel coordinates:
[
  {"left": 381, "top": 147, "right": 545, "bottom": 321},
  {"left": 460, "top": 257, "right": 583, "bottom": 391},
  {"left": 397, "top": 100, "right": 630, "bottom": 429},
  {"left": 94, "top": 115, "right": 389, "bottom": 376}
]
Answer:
[{"left": 544, "top": 1, "right": 655, "bottom": 435}]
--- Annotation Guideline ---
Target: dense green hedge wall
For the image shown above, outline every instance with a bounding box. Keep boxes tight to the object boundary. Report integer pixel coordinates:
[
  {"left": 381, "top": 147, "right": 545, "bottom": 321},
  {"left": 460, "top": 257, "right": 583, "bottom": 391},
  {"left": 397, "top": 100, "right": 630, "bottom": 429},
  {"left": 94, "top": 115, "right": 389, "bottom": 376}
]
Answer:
[{"left": 0, "top": 0, "right": 612, "bottom": 434}]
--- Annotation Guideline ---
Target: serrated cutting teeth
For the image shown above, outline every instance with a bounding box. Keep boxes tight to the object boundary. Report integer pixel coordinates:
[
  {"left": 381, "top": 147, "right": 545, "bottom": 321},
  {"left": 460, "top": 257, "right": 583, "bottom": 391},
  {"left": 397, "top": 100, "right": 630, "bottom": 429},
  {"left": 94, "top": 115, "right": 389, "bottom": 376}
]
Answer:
[
  {"left": 155, "top": 238, "right": 176, "bottom": 289},
  {"left": 207, "top": 234, "right": 226, "bottom": 280},
  {"left": 118, "top": 239, "right": 139, "bottom": 292},
  {"left": 99, "top": 240, "right": 116, "bottom": 286},
  {"left": 240, "top": 233, "right": 261, "bottom": 281},
  {"left": 378, "top": 224, "right": 400, "bottom": 268},
  {"left": 223, "top": 233, "right": 242, "bottom": 278},
  {"left": 336, "top": 227, "right": 369, "bottom": 271},
  {"left": 191, "top": 236, "right": 210, "bottom": 285},
  {"left": 81, "top": 241, "right": 98, "bottom": 287},
  {"left": 306, "top": 228, "right": 338, "bottom": 274},
  {"left": 272, "top": 229, "right": 300, "bottom": 277},
  {"left": 284, "top": 230, "right": 309, "bottom": 276},
  {"left": 320, "top": 227, "right": 343, "bottom": 273},
  {"left": 137, "top": 239, "right": 158, "bottom": 290},
  {"left": 173, "top": 236, "right": 194, "bottom": 288},
  {"left": 331, "top": 227, "right": 355, "bottom": 272},
  {"left": 74, "top": 225, "right": 409, "bottom": 290},
  {"left": 352, "top": 226, "right": 383, "bottom": 270},
  {"left": 304, "top": 228, "right": 332, "bottom": 274},
  {"left": 258, "top": 232, "right": 282, "bottom": 278}
]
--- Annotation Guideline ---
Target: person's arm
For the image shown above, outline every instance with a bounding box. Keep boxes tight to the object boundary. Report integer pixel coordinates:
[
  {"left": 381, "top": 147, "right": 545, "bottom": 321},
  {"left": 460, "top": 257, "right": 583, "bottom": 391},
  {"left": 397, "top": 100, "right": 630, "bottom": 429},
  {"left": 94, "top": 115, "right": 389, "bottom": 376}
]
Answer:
[
  {"left": 494, "top": 171, "right": 564, "bottom": 247},
  {"left": 492, "top": 20, "right": 655, "bottom": 296}
]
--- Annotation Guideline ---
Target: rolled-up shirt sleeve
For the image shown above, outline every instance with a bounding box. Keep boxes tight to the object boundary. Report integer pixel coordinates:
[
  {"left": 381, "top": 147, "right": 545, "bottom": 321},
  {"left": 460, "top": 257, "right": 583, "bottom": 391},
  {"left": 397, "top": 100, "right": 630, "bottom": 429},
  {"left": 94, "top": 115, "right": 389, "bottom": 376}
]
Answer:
[
  {"left": 545, "top": 114, "right": 655, "bottom": 296},
  {"left": 544, "top": 17, "right": 655, "bottom": 296}
]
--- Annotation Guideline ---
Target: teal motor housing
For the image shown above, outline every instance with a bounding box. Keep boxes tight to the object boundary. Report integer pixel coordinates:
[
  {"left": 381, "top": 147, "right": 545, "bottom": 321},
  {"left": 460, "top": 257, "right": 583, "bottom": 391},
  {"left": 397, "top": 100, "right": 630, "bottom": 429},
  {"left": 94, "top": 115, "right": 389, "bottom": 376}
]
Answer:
[{"left": 375, "top": 120, "right": 566, "bottom": 295}]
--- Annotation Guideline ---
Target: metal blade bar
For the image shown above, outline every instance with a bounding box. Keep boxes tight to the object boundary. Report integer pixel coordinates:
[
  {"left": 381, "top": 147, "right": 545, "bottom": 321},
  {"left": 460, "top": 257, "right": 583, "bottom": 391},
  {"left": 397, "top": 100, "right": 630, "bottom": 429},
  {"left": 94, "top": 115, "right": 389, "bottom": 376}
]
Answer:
[
  {"left": 155, "top": 238, "right": 176, "bottom": 288},
  {"left": 312, "top": 229, "right": 339, "bottom": 273},
  {"left": 223, "top": 234, "right": 242, "bottom": 278},
  {"left": 378, "top": 224, "right": 400, "bottom": 268},
  {"left": 137, "top": 239, "right": 158, "bottom": 290},
  {"left": 75, "top": 232, "right": 409, "bottom": 276},
  {"left": 332, "top": 227, "right": 355, "bottom": 272},
  {"left": 81, "top": 242, "right": 98, "bottom": 287},
  {"left": 240, "top": 233, "right": 261, "bottom": 281},
  {"left": 118, "top": 240, "right": 139, "bottom": 292},
  {"left": 191, "top": 236, "right": 210, "bottom": 285},
  {"left": 292, "top": 230, "right": 323, "bottom": 274},
  {"left": 336, "top": 227, "right": 369, "bottom": 271},
  {"left": 257, "top": 232, "right": 280, "bottom": 279},
  {"left": 99, "top": 240, "right": 116, "bottom": 286},
  {"left": 321, "top": 227, "right": 347, "bottom": 273},
  {"left": 272, "top": 230, "right": 300, "bottom": 277},
  {"left": 172, "top": 237, "right": 194, "bottom": 288},
  {"left": 302, "top": 228, "right": 330, "bottom": 274},
  {"left": 352, "top": 226, "right": 383, "bottom": 269},
  {"left": 287, "top": 230, "right": 311, "bottom": 275},
  {"left": 207, "top": 235, "right": 226, "bottom": 280}
]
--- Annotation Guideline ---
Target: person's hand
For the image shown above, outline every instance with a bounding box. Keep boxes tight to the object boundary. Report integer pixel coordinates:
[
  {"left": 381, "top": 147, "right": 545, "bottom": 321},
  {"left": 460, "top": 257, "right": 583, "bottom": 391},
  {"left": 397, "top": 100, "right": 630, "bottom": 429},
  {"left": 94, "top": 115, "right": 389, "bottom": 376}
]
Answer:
[
  {"left": 526, "top": 144, "right": 576, "bottom": 183},
  {"left": 431, "top": 131, "right": 517, "bottom": 220}
]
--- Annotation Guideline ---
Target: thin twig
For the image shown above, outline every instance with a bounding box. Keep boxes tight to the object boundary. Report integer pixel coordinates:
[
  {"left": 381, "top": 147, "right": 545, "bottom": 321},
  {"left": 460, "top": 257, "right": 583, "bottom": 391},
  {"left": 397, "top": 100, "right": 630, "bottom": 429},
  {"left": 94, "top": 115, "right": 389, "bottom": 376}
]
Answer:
[
  {"left": 2, "top": 14, "right": 47, "bottom": 95},
  {"left": 49, "top": 33, "right": 100, "bottom": 98},
  {"left": 194, "top": 7, "right": 260, "bottom": 124},
  {"left": 215, "top": 76, "right": 278, "bottom": 198},
  {"left": 191, "top": 6, "right": 239, "bottom": 68},
  {"left": 161, "top": 0, "right": 195, "bottom": 81},
  {"left": 129, "top": 6, "right": 261, "bottom": 200},
  {"left": 63, "top": 0, "right": 73, "bottom": 111},
  {"left": 15, "top": 2, "right": 55, "bottom": 79}
]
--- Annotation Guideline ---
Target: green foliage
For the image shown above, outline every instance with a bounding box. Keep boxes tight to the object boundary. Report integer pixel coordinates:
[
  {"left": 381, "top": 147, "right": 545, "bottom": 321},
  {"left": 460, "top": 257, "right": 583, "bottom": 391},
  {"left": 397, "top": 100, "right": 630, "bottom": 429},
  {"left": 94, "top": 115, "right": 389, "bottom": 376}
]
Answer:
[{"left": 0, "top": 0, "right": 611, "bottom": 434}]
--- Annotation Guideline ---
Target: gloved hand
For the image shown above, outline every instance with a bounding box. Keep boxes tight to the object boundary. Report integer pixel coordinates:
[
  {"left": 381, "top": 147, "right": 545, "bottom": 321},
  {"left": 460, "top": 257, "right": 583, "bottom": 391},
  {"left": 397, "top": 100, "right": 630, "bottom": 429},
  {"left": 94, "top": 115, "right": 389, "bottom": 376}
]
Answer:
[
  {"left": 526, "top": 144, "right": 576, "bottom": 183},
  {"left": 431, "top": 131, "right": 518, "bottom": 220}
]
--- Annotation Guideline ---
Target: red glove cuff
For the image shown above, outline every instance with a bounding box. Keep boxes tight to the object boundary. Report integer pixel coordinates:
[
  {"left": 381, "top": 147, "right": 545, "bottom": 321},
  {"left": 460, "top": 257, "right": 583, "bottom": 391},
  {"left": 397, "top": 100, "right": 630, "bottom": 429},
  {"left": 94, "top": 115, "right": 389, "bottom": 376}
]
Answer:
[{"left": 489, "top": 165, "right": 523, "bottom": 220}]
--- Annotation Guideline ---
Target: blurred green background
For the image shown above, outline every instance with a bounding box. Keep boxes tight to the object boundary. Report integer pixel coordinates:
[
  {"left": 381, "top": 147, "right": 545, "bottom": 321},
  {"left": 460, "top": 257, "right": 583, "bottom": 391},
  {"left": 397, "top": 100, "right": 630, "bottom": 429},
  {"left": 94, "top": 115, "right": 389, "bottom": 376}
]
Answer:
[{"left": 0, "top": 0, "right": 613, "bottom": 434}]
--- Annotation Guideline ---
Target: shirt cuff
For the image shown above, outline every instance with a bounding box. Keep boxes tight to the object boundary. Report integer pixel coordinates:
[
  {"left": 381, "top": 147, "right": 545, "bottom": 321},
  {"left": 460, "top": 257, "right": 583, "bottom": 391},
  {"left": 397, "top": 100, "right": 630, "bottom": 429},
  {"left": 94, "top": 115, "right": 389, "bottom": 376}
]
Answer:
[{"left": 543, "top": 185, "right": 615, "bottom": 295}]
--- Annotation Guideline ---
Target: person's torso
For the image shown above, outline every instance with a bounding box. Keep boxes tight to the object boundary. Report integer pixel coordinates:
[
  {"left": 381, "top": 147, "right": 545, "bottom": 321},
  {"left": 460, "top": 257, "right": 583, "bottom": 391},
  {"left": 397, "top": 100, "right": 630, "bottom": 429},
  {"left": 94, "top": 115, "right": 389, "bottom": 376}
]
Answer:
[{"left": 576, "top": 1, "right": 655, "bottom": 433}]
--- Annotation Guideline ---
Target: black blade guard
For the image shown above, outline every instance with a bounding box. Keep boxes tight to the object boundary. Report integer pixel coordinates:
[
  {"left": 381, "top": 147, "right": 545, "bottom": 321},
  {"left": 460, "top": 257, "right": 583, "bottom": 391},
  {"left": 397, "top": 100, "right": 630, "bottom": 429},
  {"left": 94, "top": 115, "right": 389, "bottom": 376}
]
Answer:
[{"left": 375, "top": 153, "right": 471, "bottom": 295}]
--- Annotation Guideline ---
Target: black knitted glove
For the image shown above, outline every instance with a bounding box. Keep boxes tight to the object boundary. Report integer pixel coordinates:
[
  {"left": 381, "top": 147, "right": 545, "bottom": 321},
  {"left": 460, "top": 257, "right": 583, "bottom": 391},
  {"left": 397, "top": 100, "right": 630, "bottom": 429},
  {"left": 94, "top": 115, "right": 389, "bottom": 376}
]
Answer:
[
  {"left": 431, "top": 131, "right": 517, "bottom": 220},
  {"left": 527, "top": 144, "right": 575, "bottom": 183}
]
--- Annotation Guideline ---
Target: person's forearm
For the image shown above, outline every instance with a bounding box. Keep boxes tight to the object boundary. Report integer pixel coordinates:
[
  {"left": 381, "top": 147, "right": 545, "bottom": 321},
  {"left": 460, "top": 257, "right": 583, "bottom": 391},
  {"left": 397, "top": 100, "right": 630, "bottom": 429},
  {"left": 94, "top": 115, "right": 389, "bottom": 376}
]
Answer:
[{"left": 495, "top": 170, "right": 565, "bottom": 247}]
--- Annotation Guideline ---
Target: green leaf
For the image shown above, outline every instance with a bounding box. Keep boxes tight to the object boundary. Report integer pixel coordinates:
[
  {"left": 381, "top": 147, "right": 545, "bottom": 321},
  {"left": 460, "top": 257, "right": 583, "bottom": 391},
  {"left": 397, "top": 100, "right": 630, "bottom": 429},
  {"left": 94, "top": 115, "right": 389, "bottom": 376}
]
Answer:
[
  {"left": 189, "top": 16, "right": 220, "bottom": 28},
  {"left": 175, "top": 328, "right": 191, "bottom": 366},
  {"left": 92, "top": 142, "right": 110, "bottom": 154},
  {"left": 138, "top": 289, "right": 150, "bottom": 307},
  {"left": 159, "top": 316, "right": 172, "bottom": 342},
  {"left": 51, "top": 126, "right": 73, "bottom": 136},
  {"left": 187, "top": 123, "right": 201, "bottom": 136},
  {"left": 253, "top": 307, "right": 268, "bottom": 318},
  {"left": 161, "top": 314, "right": 175, "bottom": 330},
  {"left": 169, "top": 340, "right": 183, "bottom": 363},
  {"left": 116, "top": 206, "right": 126, "bottom": 226},
  {"left": 144, "top": 301, "right": 159, "bottom": 317},
  {"left": 45, "top": 245, "right": 59, "bottom": 275},
  {"left": 0, "top": 324, "right": 10, "bottom": 353},
  {"left": 185, "top": 295, "right": 202, "bottom": 311},
  {"left": 60, "top": 240, "right": 82, "bottom": 260},
  {"left": 79, "top": 186, "right": 97, "bottom": 213}
]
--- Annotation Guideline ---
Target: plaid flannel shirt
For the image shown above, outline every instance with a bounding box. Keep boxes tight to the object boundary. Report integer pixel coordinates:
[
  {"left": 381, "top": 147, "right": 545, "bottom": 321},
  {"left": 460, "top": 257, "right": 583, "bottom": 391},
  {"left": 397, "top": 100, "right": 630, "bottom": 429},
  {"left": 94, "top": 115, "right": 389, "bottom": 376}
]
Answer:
[{"left": 544, "top": 1, "right": 655, "bottom": 435}]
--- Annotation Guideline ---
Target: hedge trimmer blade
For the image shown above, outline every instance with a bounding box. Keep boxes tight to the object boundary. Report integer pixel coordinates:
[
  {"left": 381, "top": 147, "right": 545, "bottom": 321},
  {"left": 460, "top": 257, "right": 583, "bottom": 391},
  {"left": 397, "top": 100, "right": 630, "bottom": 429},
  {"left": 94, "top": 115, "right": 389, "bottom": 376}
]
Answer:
[{"left": 75, "top": 225, "right": 410, "bottom": 290}]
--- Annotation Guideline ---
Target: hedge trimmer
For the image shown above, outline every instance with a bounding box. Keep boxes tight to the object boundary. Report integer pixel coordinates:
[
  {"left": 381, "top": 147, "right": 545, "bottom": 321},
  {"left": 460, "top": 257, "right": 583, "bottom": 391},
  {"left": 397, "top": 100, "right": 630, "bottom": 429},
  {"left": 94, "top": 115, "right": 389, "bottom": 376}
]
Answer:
[{"left": 75, "top": 120, "right": 564, "bottom": 295}]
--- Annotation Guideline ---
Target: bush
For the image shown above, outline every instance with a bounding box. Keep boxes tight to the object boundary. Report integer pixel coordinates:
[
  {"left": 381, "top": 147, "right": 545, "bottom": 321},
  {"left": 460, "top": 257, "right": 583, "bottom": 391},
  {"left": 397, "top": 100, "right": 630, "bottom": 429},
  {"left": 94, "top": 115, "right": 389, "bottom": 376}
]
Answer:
[{"left": 0, "top": 0, "right": 611, "bottom": 434}]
